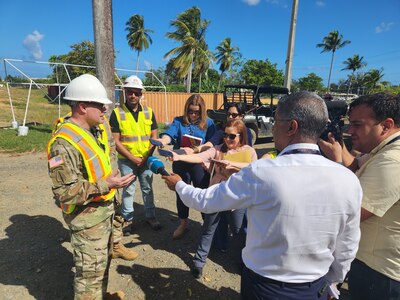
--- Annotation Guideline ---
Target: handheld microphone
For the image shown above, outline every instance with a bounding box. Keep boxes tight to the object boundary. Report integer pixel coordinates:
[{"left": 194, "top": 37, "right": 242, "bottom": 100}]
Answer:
[{"left": 147, "top": 156, "right": 170, "bottom": 176}]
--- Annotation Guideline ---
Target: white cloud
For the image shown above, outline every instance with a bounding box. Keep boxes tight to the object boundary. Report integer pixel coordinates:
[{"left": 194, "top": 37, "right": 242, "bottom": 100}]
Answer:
[
  {"left": 242, "top": 0, "right": 261, "bottom": 6},
  {"left": 265, "top": 0, "right": 289, "bottom": 8},
  {"left": 144, "top": 60, "right": 152, "bottom": 70},
  {"left": 375, "top": 22, "right": 395, "bottom": 33},
  {"left": 22, "top": 30, "right": 44, "bottom": 60},
  {"left": 316, "top": 1, "right": 325, "bottom": 7}
]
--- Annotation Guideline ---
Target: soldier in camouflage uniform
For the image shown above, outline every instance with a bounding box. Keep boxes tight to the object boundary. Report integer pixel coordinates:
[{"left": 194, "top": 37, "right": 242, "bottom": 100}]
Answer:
[{"left": 47, "top": 74, "right": 136, "bottom": 300}]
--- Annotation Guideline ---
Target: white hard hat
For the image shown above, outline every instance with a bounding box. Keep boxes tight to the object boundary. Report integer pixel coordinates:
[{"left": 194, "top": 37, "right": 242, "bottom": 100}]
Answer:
[
  {"left": 64, "top": 74, "right": 112, "bottom": 105},
  {"left": 123, "top": 75, "right": 144, "bottom": 90}
]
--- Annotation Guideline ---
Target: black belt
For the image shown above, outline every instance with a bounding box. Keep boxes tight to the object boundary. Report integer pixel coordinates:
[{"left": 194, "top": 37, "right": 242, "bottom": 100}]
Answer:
[{"left": 246, "top": 266, "right": 322, "bottom": 287}]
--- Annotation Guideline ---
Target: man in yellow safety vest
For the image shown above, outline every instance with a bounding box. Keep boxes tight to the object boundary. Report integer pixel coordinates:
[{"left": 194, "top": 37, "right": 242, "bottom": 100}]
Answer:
[
  {"left": 47, "top": 74, "right": 137, "bottom": 300},
  {"left": 109, "top": 75, "right": 161, "bottom": 235}
]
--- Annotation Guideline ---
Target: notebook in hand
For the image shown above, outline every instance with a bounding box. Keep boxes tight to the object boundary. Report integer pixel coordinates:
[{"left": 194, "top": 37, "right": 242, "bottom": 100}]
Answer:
[
  {"left": 181, "top": 134, "right": 202, "bottom": 148},
  {"left": 209, "top": 158, "right": 229, "bottom": 165},
  {"left": 223, "top": 149, "right": 253, "bottom": 163}
]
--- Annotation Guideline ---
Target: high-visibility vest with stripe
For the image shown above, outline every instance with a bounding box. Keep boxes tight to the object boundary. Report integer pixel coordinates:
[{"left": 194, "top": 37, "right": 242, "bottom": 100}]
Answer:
[
  {"left": 51, "top": 112, "right": 72, "bottom": 135},
  {"left": 114, "top": 104, "right": 153, "bottom": 158},
  {"left": 47, "top": 121, "right": 116, "bottom": 214}
]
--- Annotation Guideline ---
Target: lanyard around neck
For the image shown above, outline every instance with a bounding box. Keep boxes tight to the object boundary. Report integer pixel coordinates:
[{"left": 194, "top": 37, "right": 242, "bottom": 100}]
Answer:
[{"left": 281, "top": 148, "right": 321, "bottom": 156}]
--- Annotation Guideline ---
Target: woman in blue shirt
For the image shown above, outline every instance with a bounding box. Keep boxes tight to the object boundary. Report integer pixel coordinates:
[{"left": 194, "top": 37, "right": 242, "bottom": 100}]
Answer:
[
  {"left": 155, "top": 94, "right": 216, "bottom": 239},
  {"left": 191, "top": 102, "right": 251, "bottom": 256}
]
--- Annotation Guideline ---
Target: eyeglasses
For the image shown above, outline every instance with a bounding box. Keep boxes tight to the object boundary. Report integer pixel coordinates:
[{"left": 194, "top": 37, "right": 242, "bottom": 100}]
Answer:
[
  {"left": 188, "top": 110, "right": 201, "bottom": 116},
  {"left": 227, "top": 112, "right": 240, "bottom": 118},
  {"left": 85, "top": 102, "right": 106, "bottom": 110},
  {"left": 223, "top": 133, "right": 240, "bottom": 140},
  {"left": 126, "top": 89, "right": 142, "bottom": 96}
]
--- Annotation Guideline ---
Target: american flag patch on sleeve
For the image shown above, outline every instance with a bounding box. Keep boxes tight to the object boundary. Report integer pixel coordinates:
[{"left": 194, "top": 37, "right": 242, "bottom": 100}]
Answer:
[{"left": 49, "top": 155, "right": 64, "bottom": 168}]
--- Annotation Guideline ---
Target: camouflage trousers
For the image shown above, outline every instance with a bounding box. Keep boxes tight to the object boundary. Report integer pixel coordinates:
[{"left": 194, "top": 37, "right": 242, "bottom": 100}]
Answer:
[
  {"left": 71, "top": 216, "right": 112, "bottom": 300},
  {"left": 112, "top": 214, "right": 124, "bottom": 245},
  {"left": 113, "top": 199, "right": 124, "bottom": 245}
]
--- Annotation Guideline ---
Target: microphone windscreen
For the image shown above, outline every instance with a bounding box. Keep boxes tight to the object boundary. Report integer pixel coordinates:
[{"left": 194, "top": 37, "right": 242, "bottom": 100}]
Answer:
[{"left": 147, "top": 156, "right": 169, "bottom": 176}]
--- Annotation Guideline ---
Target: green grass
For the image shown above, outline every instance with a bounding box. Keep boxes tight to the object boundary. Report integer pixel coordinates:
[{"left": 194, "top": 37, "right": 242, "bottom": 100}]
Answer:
[
  {"left": 0, "top": 122, "right": 167, "bottom": 153},
  {"left": 0, "top": 124, "right": 53, "bottom": 153},
  {"left": 0, "top": 86, "right": 169, "bottom": 153},
  {"left": 0, "top": 86, "right": 69, "bottom": 153}
]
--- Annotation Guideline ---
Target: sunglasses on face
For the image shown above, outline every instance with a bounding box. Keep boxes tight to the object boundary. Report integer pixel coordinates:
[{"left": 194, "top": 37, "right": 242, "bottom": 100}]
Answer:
[
  {"left": 227, "top": 112, "right": 240, "bottom": 118},
  {"left": 126, "top": 90, "right": 142, "bottom": 96},
  {"left": 85, "top": 102, "right": 106, "bottom": 110},
  {"left": 188, "top": 110, "right": 201, "bottom": 116},
  {"left": 223, "top": 133, "right": 240, "bottom": 140}
]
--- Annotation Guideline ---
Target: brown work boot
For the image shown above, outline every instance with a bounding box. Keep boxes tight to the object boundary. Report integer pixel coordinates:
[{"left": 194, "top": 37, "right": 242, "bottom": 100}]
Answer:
[
  {"left": 112, "top": 242, "right": 139, "bottom": 261},
  {"left": 105, "top": 291, "right": 125, "bottom": 300},
  {"left": 172, "top": 223, "right": 188, "bottom": 240}
]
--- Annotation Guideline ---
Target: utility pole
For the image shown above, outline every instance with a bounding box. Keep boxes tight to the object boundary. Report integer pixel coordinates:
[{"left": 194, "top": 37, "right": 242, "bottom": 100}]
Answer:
[
  {"left": 92, "top": 0, "right": 115, "bottom": 108},
  {"left": 284, "top": 0, "right": 299, "bottom": 93}
]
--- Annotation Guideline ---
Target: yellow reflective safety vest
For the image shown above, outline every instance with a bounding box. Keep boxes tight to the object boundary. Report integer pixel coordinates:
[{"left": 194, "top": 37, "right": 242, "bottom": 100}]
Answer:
[
  {"left": 51, "top": 112, "right": 72, "bottom": 135},
  {"left": 47, "top": 120, "right": 116, "bottom": 214},
  {"left": 267, "top": 150, "right": 278, "bottom": 158},
  {"left": 114, "top": 104, "right": 153, "bottom": 158}
]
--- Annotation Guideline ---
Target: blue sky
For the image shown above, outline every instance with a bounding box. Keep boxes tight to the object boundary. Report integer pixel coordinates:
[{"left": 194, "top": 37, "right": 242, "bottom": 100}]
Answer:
[{"left": 0, "top": 0, "right": 399, "bottom": 85}]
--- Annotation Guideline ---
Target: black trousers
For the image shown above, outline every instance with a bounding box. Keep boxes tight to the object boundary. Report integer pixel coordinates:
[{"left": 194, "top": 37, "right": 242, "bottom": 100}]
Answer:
[
  {"left": 172, "top": 161, "right": 210, "bottom": 219},
  {"left": 241, "top": 266, "right": 329, "bottom": 300},
  {"left": 348, "top": 259, "right": 400, "bottom": 300}
]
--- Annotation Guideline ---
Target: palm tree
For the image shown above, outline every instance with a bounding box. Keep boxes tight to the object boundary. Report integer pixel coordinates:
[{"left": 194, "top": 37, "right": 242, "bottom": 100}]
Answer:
[
  {"left": 125, "top": 14, "right": 154, "bottom": 73},
  {"left": 317, "top": 30, "right": 351, "bottom": 92},
  {"left": 351, "top": 72, "right": 368, "bottom": 95},
  {"left": 193, "top": 40, "right": 214, "bottom": 92},
  {"left": 164, "top": 7, "right": 210, "bottom": 93},
  {"left": 365, "top": 68, "right": 384, "bottom": 93},
  {"left": 342, "top": 54, "right": 367, "bottom": 97},
  {"left": 215, "top": 38, "right": 241, "bottom": 91}
]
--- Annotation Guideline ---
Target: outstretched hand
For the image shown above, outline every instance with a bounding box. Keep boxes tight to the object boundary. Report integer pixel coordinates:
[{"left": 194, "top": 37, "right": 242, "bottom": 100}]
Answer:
[
  {"left": 106, "top": 170, "right": 136, "bottom": 189},
  {"left": 162, "top": 173, "right": 182, "bottom": 191}
]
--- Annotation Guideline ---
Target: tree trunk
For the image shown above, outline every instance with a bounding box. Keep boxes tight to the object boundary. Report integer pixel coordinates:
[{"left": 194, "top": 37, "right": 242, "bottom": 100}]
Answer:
[
  {"left": 217, "top": 73, "right": 223, "bottom": 92},
  {"left": 187, "top": 64, "right": 193, "bottom": 93},
  {"left": 186, "top": 50, "right": 194, "bottom": 93},
  {"left": 92, "top": 0, "right": 115, "bottom": 111},
  {"left": 198, "top": 73, "right": 202, "bottom": 93},
  {"left": 136, "top": 52, "right": 140, "bottom": 75},
  {"left": 327, "top": 50, "right": 335, "bottom": 92},
  {"left": 346, "top": 72, "right": 353, "bottom": 100}
]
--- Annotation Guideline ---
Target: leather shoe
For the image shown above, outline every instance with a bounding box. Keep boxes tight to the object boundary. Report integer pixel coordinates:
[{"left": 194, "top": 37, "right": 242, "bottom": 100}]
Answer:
[
  {"left": 192, "top": 266, "right": 203, "bottom": 279},
  {"left": 146, "top": 217, "right": 162, "bottom": 230},
  {"left": 172, "top": 224, "right": 188, "bottom": 240}
]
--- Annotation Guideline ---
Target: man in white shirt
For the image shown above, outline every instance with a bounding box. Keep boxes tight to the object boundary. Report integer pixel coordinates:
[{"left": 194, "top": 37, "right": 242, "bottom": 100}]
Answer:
[{"left": 163, "top": 91, "right": 362, "bottom": 300}]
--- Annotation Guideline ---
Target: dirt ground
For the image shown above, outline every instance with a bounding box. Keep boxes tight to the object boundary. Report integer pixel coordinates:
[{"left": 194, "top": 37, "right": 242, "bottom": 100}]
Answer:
[
  {"left": 0, "top": 142, "right": 351, "bottom": 300},
  {"left": 0, "top": 147, "right": 264, "bottom": 300}
]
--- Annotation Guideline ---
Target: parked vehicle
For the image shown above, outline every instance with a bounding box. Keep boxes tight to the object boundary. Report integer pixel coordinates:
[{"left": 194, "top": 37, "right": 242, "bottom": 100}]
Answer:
[{"left": 207, "top": 84, "right": 289, "bottom": 144}]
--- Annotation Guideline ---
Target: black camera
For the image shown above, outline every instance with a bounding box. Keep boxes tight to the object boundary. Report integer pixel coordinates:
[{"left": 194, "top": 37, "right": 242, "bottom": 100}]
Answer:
[
  {"left": 320, "top": 99, "right": 348, "bottom": 142},
  {"left": 320, "top": 117, "right": 344, "bottom": 141}
]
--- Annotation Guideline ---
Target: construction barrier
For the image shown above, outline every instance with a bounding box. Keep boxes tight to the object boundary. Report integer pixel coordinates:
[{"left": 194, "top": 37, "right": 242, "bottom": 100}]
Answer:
[{"left": 139, "top": 92, "right": 224, "bottom": 124}]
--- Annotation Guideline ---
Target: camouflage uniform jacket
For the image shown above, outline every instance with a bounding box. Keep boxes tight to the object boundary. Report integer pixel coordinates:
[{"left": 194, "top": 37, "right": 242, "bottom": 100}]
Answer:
[{"left": 48, "top": 119, "right": 120, "bottom": 231}]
